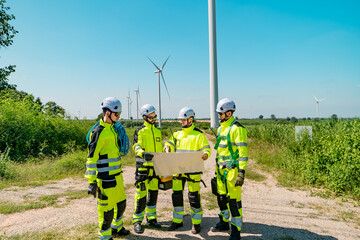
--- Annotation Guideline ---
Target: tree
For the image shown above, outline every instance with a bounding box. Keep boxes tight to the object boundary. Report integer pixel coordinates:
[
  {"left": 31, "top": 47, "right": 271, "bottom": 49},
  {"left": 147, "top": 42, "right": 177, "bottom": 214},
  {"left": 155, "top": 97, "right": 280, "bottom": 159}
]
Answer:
[
  {"left": 0, "top": 0, "right": 18, "bottom": 91},
  {"left": 44, "top": 101, "right": 65, "bottom": 117},
  {"left": 331, "top": 114, "right": 338, "bottom": 120},
  {"left": 271, "top": 114, "right": 276, "bottom": 120},
  {"left": 259, "top": 115, "right": 264, "bottom": 119}
]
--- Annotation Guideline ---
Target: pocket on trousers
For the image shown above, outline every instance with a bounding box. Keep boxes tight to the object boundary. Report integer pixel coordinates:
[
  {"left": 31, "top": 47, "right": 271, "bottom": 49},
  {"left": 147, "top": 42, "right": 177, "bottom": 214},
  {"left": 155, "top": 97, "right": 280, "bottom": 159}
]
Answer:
[{"left": 102, "top": 179, "right": 117, "bottom": 189}]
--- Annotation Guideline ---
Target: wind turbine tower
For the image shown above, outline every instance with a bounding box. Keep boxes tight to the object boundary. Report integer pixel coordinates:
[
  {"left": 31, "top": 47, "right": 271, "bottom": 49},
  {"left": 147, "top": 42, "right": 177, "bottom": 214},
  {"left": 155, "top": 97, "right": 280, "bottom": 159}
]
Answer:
[
  {"left": 314, "top": 95, "right": 325, "bottom": 118},
  {"left": 148, "top": 56, "right": 170, "bottom": 128},
  {"left": 126, "top": 91, "right": 131, "bottom": 120},
  {"left": 134, "top": 86, "right": 140, "bottom": 121}
]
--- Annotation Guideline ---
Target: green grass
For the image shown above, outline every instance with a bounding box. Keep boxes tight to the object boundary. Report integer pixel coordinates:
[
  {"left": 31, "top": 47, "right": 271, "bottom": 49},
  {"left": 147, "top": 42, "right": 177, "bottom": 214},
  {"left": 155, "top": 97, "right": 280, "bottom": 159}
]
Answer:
[
  {"left": 0, "top": 223, "right": 99, "bottom": 240},
  {"left": 0, "top": 190, "right": 88, "bottom": 214},
  {"left": 201, "top": 191, "right": 218, "bottom": 210}
]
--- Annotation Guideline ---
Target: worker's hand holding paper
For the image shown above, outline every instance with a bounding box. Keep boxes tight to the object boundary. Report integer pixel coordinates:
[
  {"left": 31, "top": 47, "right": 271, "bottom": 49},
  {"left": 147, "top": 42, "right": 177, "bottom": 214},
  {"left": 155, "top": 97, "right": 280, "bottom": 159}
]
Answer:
[{"left": 151, "top": 152, "right": 205, "bottom": 176}]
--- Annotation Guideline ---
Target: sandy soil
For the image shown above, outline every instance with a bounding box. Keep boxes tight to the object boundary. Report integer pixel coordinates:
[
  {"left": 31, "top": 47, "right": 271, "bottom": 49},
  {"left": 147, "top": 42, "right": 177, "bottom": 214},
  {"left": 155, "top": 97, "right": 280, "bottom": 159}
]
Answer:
[{"left": 1, "top": 140, "right": 359, "bottom": 240}]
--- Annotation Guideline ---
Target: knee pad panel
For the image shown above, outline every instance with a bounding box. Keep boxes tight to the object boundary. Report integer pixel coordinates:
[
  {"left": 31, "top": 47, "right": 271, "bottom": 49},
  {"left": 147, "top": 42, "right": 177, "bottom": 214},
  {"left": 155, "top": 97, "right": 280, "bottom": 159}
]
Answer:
[
  {"left": 188, "top": 191, "right": 201, "bottom": 209},
  {"left": 172, "top": 190, "right": 183, "bottom": 207},
  {"left": 102, "top": 209, "right": 114, "bottom": 230},
  {"left": 229, "top": 199, "right": 240, "bottom": 217},
  {"left": 147, "top": 190, "right": 158, "bottom": 206},
  {"left": 116, "top": 199, "right": 127, "bottom": 218},
  {"left": 135, "top": 196, "right": 146, "bottom": 214},
  {"left": 217, "top": 194, "right": 229, "bottom": 211}
]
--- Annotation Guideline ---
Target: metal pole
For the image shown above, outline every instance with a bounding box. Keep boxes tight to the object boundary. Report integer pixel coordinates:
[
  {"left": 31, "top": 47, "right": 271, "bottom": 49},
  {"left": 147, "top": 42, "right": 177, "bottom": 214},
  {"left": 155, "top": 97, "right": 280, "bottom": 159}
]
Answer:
[
  {"left": 208, "top": 0, "right": 219, "bottom": 128},
  {"left": 158, "top": 72, "right": 162, "bottom": 128}
]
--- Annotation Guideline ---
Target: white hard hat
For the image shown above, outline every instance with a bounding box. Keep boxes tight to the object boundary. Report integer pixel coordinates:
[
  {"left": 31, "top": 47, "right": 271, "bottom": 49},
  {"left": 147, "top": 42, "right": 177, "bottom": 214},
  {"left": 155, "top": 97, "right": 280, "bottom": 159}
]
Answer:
[
  {"left": 140, "top": 104, "right": 156, "bottom": 116},
  {"left": 178, "top": 107, "right": 195, "bottom": 119},
  {"left": 101, "top": 97, "right": 122, "bottom": 113},
  {"left": 216, "top": 98, "right": 236, "bottom": 113}
]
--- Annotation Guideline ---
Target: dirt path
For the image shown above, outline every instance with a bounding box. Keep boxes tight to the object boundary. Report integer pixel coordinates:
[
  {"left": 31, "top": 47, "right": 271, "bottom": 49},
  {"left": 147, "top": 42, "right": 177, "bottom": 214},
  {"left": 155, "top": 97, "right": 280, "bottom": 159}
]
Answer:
[{"left": 1, "top": 140, "right": 360, "bottom": 240}]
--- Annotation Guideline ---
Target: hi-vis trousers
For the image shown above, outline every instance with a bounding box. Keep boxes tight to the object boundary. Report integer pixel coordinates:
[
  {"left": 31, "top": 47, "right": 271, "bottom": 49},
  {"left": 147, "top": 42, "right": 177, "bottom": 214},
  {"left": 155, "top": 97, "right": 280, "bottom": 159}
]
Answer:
[
  {"left": 216, "top": 167, "right": 243, "bottom": 231},
  {"left": 97, "top": 173, "right": 126, "bottom": 240}
]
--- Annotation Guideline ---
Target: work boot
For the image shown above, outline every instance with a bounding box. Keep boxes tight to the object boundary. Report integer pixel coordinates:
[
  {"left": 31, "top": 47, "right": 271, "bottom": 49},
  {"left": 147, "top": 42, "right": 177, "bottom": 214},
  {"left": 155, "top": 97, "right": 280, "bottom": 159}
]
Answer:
[
  {"left": 147, "top": 219, "right": 162, "bottom": 228},
  {"left": 167, "top": 222, "right": 183, "bottom": 231},
  {"left": 191, "top": 224, "right": 201, "bottom": 234},
  {"left": 210, "top": 214, "right": 230, "bottom": 232},
  {"left": 112, "top": 227, "right": 130, "bottom": 237},
  {"left": 228, "top": 225, "right": 241, "bottom": 240},
  {"left": 134, "top": 222, "right": 144, "bottom": 234}
]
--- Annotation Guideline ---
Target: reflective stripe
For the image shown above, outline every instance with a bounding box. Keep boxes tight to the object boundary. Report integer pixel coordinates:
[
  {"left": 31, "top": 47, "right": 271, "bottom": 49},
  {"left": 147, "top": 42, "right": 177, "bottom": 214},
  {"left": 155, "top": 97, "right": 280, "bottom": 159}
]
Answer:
[
  {"left": 136, "top": 157, "right": 146, "bottom": 163},
  {"left": 239, "top": 157, "right": 248, "bottom": 161},
  {"left": 218, "top": 155, "right": 232, "bottom": 160},
  {"left": 199, "top": 145, "right": 210, "bottom": 151},
  {"left": 133, "top": 211, "right": 144, "bottom": 218},
  {"left": 221, "top": 210, "right": 230, "bottom": 220},
  {"left": 97, "top": 202, "right": 108, "bottom": 206},
  {"left": 97, "top": 157, "right": 120, "bottom": 164},
  {"left": 173, "top": 212, "right": 183, "bottom": 220},
  {"left": 86, "top": 163, "right": 97, "bottom": 168},
  {"left": 97, "top": 165, "right": 121, "bottom": 173},
  {"left": 147, "top": 205, "right": 156, "bottom": 209},
  {"left": 191, "top": 207, "right": 202, "bottom": 214},
  {"left": 176, "top": 149, "right": 199, "bottom": 153},
  {"left": 217, "top": 161, "right": 231, "bottom": 166},
  {"left": 166, "top": 141, "right": 175, "bottom": 147},
  {"left": 174, "top": 206, "right": 184, "bottom": 212},
  {"left": 111, "top": 222, "right": 123, "bottom": 229},
  {"left": 98, "top": 235, "right": 112, "bottom": 240},
  {"left": 218, "top": 144, "right": 229, "bottom": 148},
  {"left": 99, "top": 227, "right": 111, "bottom": 234},
  {"left": 85, "top": 170, "right": 96, "bottom": 175},
  {"left": 231, "top": 217, "right": 243, "bottom": 228},
  {"left": 235, "top": 142, "right": 247, "bottom": 147},
  {"left": 147, "top": 212, "right": 156, "bottom": 217},
  {"left": 113, "top": 216, "right": 123, "bottom": 223},
  {"left": 191, "top": 212, "right": 202, "bottom": 220}
]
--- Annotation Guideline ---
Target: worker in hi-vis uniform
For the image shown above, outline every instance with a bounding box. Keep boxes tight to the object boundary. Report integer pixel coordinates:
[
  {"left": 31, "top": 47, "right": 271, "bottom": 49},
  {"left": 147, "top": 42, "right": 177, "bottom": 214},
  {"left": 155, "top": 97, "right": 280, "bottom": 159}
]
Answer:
[
  {"left": 132, "top": 104, "right": 163, "bottom": 234},
  {"left": 85, "top": 97, "right": 130, "bottom": 240},
  {"left": 165, "top": 107, "right": 211, "bottom": 234},
  {"left": 210, "top": 98, "right": 248, "bottom": 240}
]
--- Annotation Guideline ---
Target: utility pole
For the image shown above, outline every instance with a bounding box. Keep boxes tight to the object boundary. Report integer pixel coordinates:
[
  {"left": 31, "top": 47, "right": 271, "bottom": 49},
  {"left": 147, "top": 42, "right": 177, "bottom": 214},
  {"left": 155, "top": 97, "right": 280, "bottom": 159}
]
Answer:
[{"left": 208, "top": 0, "right": 219, "bottom": 128}]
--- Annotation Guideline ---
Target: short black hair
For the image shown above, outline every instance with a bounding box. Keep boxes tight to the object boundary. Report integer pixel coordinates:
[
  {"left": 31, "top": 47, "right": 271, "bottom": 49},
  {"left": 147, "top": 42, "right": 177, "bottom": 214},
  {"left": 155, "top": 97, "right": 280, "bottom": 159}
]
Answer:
[{"left": 102, "top": 108, "right": 110, "bottom": 116}]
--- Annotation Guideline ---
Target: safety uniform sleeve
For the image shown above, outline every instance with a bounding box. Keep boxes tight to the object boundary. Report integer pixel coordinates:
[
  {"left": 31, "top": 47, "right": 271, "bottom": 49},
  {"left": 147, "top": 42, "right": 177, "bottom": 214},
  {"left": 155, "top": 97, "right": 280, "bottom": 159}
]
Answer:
[
  {"left": 234, "top": 126, "right": 248, "bottom": 171},
  {"left": 133, "top": 128, "right": 145, "bottom": 158},
  {"left": 199, "top": 133, "right": 211, "bottom": 157},
  {"left": 85, "top": 131, "right": 104, "bottom": 183},
  {"left": 164, "top": 133, "right": 176, "bottom": 152}
]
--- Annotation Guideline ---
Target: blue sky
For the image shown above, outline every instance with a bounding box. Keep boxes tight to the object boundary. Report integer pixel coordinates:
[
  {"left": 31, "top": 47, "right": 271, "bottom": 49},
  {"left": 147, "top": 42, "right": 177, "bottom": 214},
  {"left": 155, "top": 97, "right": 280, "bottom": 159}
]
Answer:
[{"left": 2, "top": 0, "right": 360, "bottom": 119}]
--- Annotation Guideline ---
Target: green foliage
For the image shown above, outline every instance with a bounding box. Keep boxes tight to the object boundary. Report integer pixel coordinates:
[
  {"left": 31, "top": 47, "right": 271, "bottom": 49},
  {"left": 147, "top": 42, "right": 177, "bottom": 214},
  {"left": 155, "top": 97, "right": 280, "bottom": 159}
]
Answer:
[
  {"left": 0, "top": 147, "right": 14, "bottom": 179},
  {"left": 43, "top": 101, "right": 65, "bottom": 117},
  {"left": 0, "top": 0, "right": 18, "bottom": 91},
  {"left": 248, "top": 119, "right": 360, "bottom": 199},
  {"left": 0, "top": 96, "right": 95, "bottom": 161}
]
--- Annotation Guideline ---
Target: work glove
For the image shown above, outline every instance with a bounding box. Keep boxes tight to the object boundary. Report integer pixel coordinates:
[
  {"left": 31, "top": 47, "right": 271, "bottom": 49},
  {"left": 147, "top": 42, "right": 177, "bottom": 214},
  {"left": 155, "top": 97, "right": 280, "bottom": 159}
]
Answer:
[
  {"left": 142, "top": 152, "right": 154, "bottom": 161},
  {"left": 235, "top": 171, "right": 245, "bottom": 187},
  {"left": 88, "top": 182, "right": 98, "bottom": 198}
]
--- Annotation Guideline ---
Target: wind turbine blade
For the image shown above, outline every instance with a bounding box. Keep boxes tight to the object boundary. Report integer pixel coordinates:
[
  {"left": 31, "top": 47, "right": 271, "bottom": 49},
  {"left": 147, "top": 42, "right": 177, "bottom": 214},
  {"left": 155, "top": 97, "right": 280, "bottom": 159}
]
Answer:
[
  {"left": 147, "top": 57, "right": 160, "bottom": 71},
  {"left": 319, "top": 98, "right": 325, "bottom": 102},
  {"left": 160, "top": 72, "right": 170, "bottom": 99},
  {"left": 313, "top": 95, "right": 318, "bottom": 101},
  {"left": 161, "top": 55, "right": 170, "bottom": 70}
]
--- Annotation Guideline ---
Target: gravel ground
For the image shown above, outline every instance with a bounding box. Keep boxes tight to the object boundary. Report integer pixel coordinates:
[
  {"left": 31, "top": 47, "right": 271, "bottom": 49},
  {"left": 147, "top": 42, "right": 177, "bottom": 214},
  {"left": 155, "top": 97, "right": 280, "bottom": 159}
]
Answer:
[{"left": 1, "top": 140, "right": 359, "bottom": 240}]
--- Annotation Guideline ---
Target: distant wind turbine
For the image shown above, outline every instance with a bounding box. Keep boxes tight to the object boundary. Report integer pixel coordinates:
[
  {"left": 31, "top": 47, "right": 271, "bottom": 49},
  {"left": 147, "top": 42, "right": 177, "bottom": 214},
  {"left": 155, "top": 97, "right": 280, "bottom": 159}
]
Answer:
[
  {"left": 314, "top": 95, "right": 325, "bottom": 118},
  {"left": 147, "top": 56, "right": 170, "bottom": 128},
  {"left": 134, "top": 86, "right": 141, "bottom": 121},
  {"left": 126, "top": 91, "right": 131, "bottom": 120}
]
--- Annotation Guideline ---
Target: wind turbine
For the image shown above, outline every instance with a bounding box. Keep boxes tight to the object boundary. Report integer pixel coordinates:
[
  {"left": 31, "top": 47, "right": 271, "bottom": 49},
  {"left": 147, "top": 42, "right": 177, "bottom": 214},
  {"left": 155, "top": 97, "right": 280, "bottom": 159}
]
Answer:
[
  {"left": 126, "top": 91, "right": 131, "bottom": 120},
  {"left": 314, "top": 95, "right": 325, "bottom": 118},
  {"left": 134, "top": 86, "right": 141, "bottom": 121},
  {"left": 147, "top": 56, "right": 170, "bottom": 128}
]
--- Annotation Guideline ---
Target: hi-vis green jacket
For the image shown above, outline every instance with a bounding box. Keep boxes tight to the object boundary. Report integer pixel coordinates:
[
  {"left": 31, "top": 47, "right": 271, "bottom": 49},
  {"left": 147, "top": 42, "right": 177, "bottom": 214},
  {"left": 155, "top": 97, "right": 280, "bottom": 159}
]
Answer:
[
  {"left": 215, "top": 116, "right": 248, "bottom": 171},
  {"left": 133, "top": 121, "right": 163, "bottom": 167},
  {"left": 165, "top": 124, "right": 211, "bottom": 159},
  {"left": 85, "top": 119, "right": 122, "bottom": 183}
]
